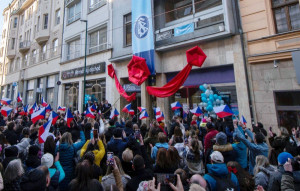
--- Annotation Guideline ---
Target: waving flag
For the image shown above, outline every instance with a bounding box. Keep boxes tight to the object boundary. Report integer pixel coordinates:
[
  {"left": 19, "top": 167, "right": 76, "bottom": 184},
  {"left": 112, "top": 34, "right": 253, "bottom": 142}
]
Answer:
[
  {"left": 110, "top": 108, "right": 119, "bottom": 119},
  {"left": 1, "top": 106, "right": 13, "bottom": 117},
  {"left": 139, "top": 110, "right": 149, "bottom": 120},
  {"left": 240, "top": 115, "right": 247, "bottom": 125},
  {"left": 1, "top": 98, "right": 12, "bottom": 105},
  {"left": 122, "top": 103, "right": 132, "bottom": 113},
  {"left": 16, "top": 93, "right": 22, "bottom": 103},
  {"left": 86, "top": 107, "right": 95, "bottom": 119},
  {"left": 41, "top": 97, "right": 48, "bottom": 107},
  {"left": 213, "top": 105, "right": 233, "bottom": 118},
  {"left": 31, "top": 107, "right": 46, "bottom": 124},
  {"left": 64, "top": 109, "right": 74, "bottom": 128},
  {"left": 20, "top": 105, "right": 28, "bottom": 116},
  {"left": 171, "top": 101, "right": 182, "bottom": 110},
  {"left": 90, "top": 104, "right": 97, "bottom": 112},
  {"left": 45, "top": 104, "right": 52, "bottom": 112},
  {"left": 129, "top": 109, "right": 135, "bottom": 116},
  {"left": 154, "top": 107, "right": 161, "bottom": 116},
  {"left": 138, "top": 107, "right": 146, "bottom": 112},
  {"left": 38, "top": 120, "right": 52, "bottom": 143},
  {"left": 29, "top": 102, "right": 37, "bottom": 114},
  {"left": 190, "top": 107, "right": 203, "bottom": 116},
  {"left": 57, "top": 106, "right": 66, "bottom": 112},
  {"left": 156, "top": 112, "right": 164, "bottom": 122},
  {"left": 48, "top": 111, "right": 59, "bottom": 125}
]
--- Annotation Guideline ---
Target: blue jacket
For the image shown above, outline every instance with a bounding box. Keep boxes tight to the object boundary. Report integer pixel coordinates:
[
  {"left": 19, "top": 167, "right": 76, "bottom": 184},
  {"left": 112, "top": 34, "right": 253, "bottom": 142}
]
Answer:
[
  {"left": 151, "top": 142, "right": 169, "bottom": 161},
  {"left": 57, "top": 131, "right": 85, "bottom": 190},
  {"left": 107, "top": 138, "right": 128, "bottom": 158},
  {"left": 235, "top": 128, "right": 269, "bottom": 175},
  {"left": 49, "top": 161, "right": 65, "bottom": 183},
  {"left": 204, "top": 163, "right": 239, "bottom": 191},
  {"left": 232, "top": 126, "right": 247, "bottom": 169}
]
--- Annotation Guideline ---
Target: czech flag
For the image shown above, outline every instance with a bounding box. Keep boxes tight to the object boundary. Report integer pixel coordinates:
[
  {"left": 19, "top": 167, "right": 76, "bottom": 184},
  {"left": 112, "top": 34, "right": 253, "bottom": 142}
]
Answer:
[
  {"left": 138, "top": 107, "right": 146, "bottom": 112},
  {"left": 1, "top": 98, "right": 12, "bottom": 105},
  {"left": 20, "top": 105, "right": 28, "bottom": 116},
  {"left": 57, "top": 106, "right": 66, "bottom": 112},
  {"left": 86, "top": 107, "right": 95, "bottom": 119},
  {"left": 29, "top": 102, "right": 37, "bottom": 114},
  {"left": 129, "top": 109, "right": 135, "bottom": 116},
  {"left": 213, "top": 105, "right": 233, "bottom": 118},
  {"left": 45, "top": 104, "right": 52, "bottom": 112},
  {"left": 240, "top": 115, "right": 247, "bottom": 125},
  {"left": 190, "top": 107, "right": 203, "bottom": 116},
  {"left": 31, "top": 107, "right": 46, "bottom": 124},
  {"left": 16, "top": 93, "right": 22, "bottom": 103},
  {"left": 90, "top": 104, "right": 97, "bottom": 112},
  {"left": 156, "top": 112, "right": 164, "bottom": 122},
  {"left": 154, "top": 107, "right": 161, "bottom": 116},
  {"left": 171, "top": 101, "right": 182, "bottom": 110},
  {"left": 41, "top": 97, "right": 48, "bottom": 107},
  {"left": 48, "top": 111, "right": 59, "bottom": 125},
  {"left": 139, "top": 110, "right": 149, "bottom": 120},
  {"left": 64, "top": 108, "right": 74, "bottom": 128},
  {"left": 109, "top": 108, "right": 119, "bottom": 119},
  {"left": 122, "top": 103, "right": 131, "bottom": 113},
  {"left": 38, "top": 120, "right": 52, "bottom": 143},
  {"left": 1, "top": 106, "right": 13, "bottom": 117}
]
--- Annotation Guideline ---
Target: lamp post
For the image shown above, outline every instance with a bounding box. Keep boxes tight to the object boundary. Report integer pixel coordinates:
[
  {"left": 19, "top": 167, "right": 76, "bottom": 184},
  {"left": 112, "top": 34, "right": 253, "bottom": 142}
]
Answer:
[{"left": 80, "top": 19, "right": 88, "bottom": 113}]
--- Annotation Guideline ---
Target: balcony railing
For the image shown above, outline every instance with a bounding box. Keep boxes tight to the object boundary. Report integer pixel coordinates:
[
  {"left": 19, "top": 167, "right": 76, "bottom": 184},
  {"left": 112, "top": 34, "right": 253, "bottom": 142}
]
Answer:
[
  {"left": 89, "top": 0, "right": 106, "bottom": 12},
  {"left": 65, "top": 0, "right": 75, "bottom": 7},
  {"left": 19, "top": 41, "right": 31, "bottom": 50},
  {"left": 89, "top": 43, "right": 107, "bottom": 54}
]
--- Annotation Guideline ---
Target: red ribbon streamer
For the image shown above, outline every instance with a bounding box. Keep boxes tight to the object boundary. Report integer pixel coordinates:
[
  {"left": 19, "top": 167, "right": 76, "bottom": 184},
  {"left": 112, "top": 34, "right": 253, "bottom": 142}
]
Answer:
[
  {"left": 146, "top": 46, "right": 207, "bottom": 97},
  {"left": 107, "top": 64, "right": 136, "bottom": 102}
]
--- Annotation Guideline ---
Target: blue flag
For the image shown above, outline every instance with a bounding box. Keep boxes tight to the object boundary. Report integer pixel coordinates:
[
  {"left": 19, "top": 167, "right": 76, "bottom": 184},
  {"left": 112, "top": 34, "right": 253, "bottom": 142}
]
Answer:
[{"left": 132, "top": 0, "right": 155, "bottom": 75}]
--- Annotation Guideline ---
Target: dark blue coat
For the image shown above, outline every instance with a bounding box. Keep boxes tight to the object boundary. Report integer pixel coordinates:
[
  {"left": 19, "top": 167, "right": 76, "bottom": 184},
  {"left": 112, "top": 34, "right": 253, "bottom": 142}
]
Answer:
[{"left": 107, "top": 138, "right": 128, "bottom": 158}]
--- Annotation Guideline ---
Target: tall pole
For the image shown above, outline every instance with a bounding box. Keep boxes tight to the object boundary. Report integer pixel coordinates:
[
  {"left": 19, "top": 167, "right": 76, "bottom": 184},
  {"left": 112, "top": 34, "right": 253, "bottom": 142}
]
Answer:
[{"left": 81, "top": 20, "right": 88, "bottom": 113}]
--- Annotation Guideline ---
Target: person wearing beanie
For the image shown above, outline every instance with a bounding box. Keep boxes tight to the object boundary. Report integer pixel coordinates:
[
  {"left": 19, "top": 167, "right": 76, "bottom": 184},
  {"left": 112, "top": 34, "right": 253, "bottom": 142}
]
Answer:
[
  {"left": 204, "top": 151, "right": 239, "bottom": 191},
  {"left": 25, "top": 145, "right": 41, "bottom": 171},
  {"left": 213, "top": 132, "right": 237, "bottom": 164},
  {"left": 41, "top": 152, "right": 65, "bottom": 186},
  {"left": 268, "top": 152, "right": 300, "bottom": 191},
  {"left": 3, "top": 146, "right": 19, "bottom": 170},
  {"left": 204, "top": 122, "right": 218, "bottom": 154}
]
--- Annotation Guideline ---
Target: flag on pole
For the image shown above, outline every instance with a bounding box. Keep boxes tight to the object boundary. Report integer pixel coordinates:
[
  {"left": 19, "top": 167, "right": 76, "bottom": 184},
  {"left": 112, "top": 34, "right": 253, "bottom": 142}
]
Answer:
[
  {"left": 154, "top": 107, "right": 161, "bottom": 116},
  {"left": 20, "top": 105, "right": 28, "bottom": 116},
  {"left": 31, "top": 107, "right": 46, "bottom": 124},
  {"left": 0, "top": 106, "right": 13, "bottom": 117},
  {"left": 138, "top": 107, "right": 146, "bottom": 112},
  {"left": 122, "top": 103, "right": 132, "bottom": 113},
  {"left": 41, "top": 97, "right": 48, "bottom": 107},
  {"left": 240, "top": 115, "right": 247, "bottom": 125},
  {"left": 29, "top": 102, "right": 37, "bottom": 114},
  {"left": 190, "top": 107, "right": 202, "bottom": 116},
  {"left": 213, "top": 105, "right": 234, "bottom": 118},
  {"left": 1, "top": 98, "right": 12, "bottom": 105},
  {"left": 38, "top": 120, "right": 52, "bottom": 143},
  {"left": 16, "top": 93, "right": 22, "bottom": 103},
  {"left": 129, "top": 109, "right": 135, "bottom": 116},
  {"left": 171, "top": 101, "right": 182, "bottom": 110},
  {"left": 86, "top": 107, "right": 95, "bottom": 119},
  {"left": 110, "top": 108, "right": 119, "bottom": 119},
  {"left": 57, "top": 106, "right": 66, "bottom": 112},
  {"left": 156, "top": 112, "right": 164, "bottom": 122},
  {"left": 89, "top": 104, "right": 97, "bottom": 112},
  {"left": 48, "top": 111, "right": 59, "bottom": 125},
  {"left": 45, "top": 104, "right": 52, "bottom": 112},
  {"left": 139, "top": 110, "right": 149, "bottom": 120},
  {"left": 64, "top": 108, "right": 74, "bottom": 128}
]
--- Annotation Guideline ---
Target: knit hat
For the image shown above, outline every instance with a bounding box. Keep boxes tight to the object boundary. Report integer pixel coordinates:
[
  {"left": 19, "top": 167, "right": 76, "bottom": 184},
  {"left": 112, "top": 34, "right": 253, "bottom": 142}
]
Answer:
[
  {"left": 277, "top": 152, "right": 293, "bottom": 165},
  {"left": 41, "top": 153, "right": 54, "bottom": 168},
  {"left": 210, "top": 151, "right": 224, "bottom": 163},
  {"left": 216, "top": 132, "right": 227, "bottom": 145}
]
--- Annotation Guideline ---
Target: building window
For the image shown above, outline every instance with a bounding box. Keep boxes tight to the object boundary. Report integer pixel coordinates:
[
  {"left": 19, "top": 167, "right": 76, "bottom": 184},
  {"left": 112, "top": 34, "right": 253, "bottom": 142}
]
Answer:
[
  {"left": 31, "top": 49, "right": 37, "bottom": 65},
  {"left": 89, "top": 26, "right": 107, "bottom": 54},
  {"left": 46, "top": 75, "right": 55, "bottom": 106},
  {"left": 124, "top": 13, "right": 132, "bottom": 46},
  {"left": 13, "top": 17, "right": 17, "bottom": 28},
  {"left": 67, "top": 38, "right": 80, "bottom": 60},
  {"left": 41, "top": 45, "right": 47, "bottom": 61},
  {"left": 64, "top": 83, "right": 79, "bottom": 111},
  {"left": 89, "top": 0, "right": 106, "bottom": 12},
  {"left": 52, "top": 39, "right": 58, "bottom": 56},
  {"left": 23, "top": 53, "right": 28, "bottom": 68},
  {"left": 55, "top": 9, "right": 60, "bottom": 25},
  {"left": 6, "top": 84, "right": 11, "bottom": 98},
  {"left": 67, "top": 2, "right": 81, "bottom": 25},
  {"left": 11, "top": 38, "right": 15, "bottom": 49},
  {"left": 43, "top": 14, "right": 48, "bottom": 29},
  {"left": 26, "top": 80, "right": 34, "bottom": 105},
  {"left": 272, "top": 0, "right": 300, "bottom": 33},
  {"left": 194, "top": 0, "right": 222, "bottom": 13},
  {"left": 85, "top": 80, "right": 106, "bottom": 103},
  {"left": 15, "top": 57, "right": 20, "bottom": 71}
]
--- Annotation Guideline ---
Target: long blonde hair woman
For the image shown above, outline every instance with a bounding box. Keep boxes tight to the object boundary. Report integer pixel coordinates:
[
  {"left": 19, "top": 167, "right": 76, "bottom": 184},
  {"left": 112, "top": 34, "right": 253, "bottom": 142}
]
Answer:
[{"left": 254, "top": 155, "right": 276, "bottom": 190}]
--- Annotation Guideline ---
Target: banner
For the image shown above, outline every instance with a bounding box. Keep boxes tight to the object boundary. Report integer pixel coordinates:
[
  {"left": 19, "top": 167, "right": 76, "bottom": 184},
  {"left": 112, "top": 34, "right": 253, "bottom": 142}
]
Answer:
[
  {"left": 174, "top": 23, "right": 194, "bottom": 37},
  {"left": 132, "top": 0, "right": 155, "bottom": 75}
]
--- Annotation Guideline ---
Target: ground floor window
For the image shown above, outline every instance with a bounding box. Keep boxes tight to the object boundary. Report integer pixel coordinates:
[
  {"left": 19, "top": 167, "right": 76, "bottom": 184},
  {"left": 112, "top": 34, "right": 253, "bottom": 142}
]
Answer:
[
  {"left": 46, "top": 88, "right": 54, "bottom": 106},
  {"left": 275, "top": 91, "right": 300, "bottom": 131},
  {"left": 64, "top": 83, "right": 79, "bottom": 111},
  {"left": 26, "top": 90, "right": 34, "bottom": 105},
  {"left": 85, "top": 79, "right": 106, "bottom": 104}
]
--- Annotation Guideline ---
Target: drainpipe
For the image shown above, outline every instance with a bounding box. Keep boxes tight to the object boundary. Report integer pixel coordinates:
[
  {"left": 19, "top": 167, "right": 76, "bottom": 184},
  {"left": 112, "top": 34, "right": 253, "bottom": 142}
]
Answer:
[{"left": 234, "top": 0, "right": 254, "bottom": 122}]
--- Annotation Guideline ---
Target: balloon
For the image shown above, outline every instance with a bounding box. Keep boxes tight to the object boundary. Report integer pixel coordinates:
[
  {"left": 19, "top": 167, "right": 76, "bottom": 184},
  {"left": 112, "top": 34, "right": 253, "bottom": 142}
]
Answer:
[
  {"left": 209, "top": 96, "right": 214, "bottom": 102},
  {"left": 214, "top": 94, "right": 218, "bottom": 99},
  {"left": 199, "top": 85, "right": 206, "bottom": 92},
  {"left": 205, "top": 90, "right": 210, "bottom": 96},
  {"left": 216, "top": 99, "right": 220, "bottom": 104},
  {"left": 218, "top": 96, "right": 222, "bottom": 101},
  {"left": 208, "top": 101, "right": 213, "bottom": 106},
  {"left": 209, "top": 90, "right": 213, "bottom": 95},
  {"left": 203, "top": 84, "right": 208, "bottom": 89},
  {"left": 201, "top": 93, "right": 206, "bottom": 98},
  {"left": 203, "top": 103, "right": 207, "bottom": 107},
  {"left": 207, "top": 105, "right": 213, "bottom": 111},
  {"left": 202, "top": 97, "right": 208, "bottom": 103}
]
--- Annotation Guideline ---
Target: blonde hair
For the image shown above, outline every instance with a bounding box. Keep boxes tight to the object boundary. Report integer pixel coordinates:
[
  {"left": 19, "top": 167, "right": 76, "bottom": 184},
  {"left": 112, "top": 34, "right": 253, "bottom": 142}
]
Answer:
[
  {"left": 106, "top": 156, "right": 126, "bottom": 175},
  {"left": 122, "top": 148, "right": 133, "bottom": 163},
  {"left": 60, "top": 132, "right": 73, "bottom": 145},
  {"left": 189, "top": 183, "right": 205, "bottom": 191},
  {"left": 279, "top": 127, "right": 289, "bottom": 137},
  {"left": 4, "top": 159, "right": 24, "bottom": 183},
  {"left": 254, "top": 155, "right": 269, "bottom": 175}
]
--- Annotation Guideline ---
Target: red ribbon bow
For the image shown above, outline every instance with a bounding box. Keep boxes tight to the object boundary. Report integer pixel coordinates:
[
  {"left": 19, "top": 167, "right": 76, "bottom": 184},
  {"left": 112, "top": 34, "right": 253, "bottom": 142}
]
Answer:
[{"left": 227, "top": 166, "right": 237, "bottom": 174}]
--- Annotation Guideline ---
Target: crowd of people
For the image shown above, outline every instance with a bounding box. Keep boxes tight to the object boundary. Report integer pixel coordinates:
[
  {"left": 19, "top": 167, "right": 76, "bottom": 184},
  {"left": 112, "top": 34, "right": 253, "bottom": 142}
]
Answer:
[{"left": 0, "top": 101, "right": 299, "bottom": 191}]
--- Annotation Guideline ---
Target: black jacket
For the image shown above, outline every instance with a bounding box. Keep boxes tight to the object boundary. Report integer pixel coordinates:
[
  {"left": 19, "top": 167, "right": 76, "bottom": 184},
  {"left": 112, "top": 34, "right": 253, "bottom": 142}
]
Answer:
[
  {"left": 3, "top": 129, "right": 18, "bottom": 145},
  {"left": 125, "top": 169, "right": 153, "bottom": 191}
]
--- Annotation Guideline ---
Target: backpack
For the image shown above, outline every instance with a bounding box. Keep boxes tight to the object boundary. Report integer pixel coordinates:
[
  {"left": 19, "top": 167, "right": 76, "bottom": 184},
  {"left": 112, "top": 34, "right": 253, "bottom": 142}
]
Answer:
[{"left": 208, "top": 173, "right": 237, "bottom": 191}]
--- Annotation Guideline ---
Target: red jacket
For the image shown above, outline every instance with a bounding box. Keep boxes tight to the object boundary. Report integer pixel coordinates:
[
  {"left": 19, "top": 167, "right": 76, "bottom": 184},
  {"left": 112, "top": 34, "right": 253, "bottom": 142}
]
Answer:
[{"left": 204, "top": 129, "right": 218, "bottom": 153}]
